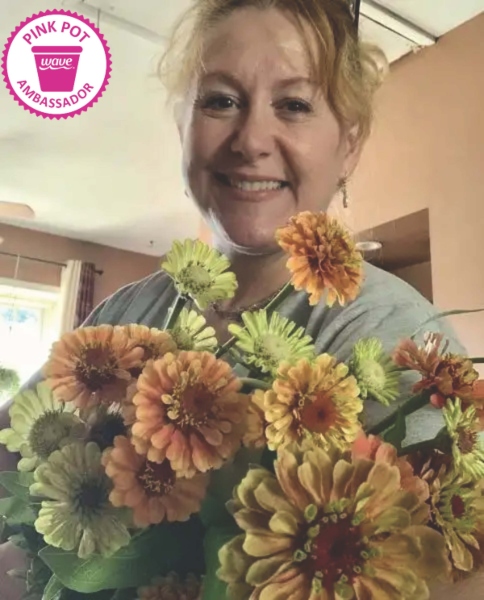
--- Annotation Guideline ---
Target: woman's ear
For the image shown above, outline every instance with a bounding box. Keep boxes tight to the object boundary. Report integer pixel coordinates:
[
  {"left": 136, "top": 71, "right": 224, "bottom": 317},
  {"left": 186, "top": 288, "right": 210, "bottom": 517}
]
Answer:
[{"left": 342, "top": 125, "right": 364, "bottom": 179}]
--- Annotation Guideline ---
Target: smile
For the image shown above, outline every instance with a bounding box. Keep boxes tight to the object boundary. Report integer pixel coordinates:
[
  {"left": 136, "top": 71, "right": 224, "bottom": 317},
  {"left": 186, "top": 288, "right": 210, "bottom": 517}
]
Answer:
[{"left": 214, "top": 173, "right": 290, "bottom": 193}]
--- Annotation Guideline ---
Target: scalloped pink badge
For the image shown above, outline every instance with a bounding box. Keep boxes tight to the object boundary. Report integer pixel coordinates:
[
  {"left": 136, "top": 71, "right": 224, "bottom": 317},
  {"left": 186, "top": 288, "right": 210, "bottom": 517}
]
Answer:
[{"left": 2, "top": 9, "right": 111, "bottom": 119}]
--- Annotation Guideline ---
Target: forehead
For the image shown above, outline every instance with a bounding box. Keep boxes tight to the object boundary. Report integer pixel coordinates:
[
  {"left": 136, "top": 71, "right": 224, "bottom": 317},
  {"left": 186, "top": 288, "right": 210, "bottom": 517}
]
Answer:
[{"left": 200, "top": 7, "right": 317, "bottom": 83}]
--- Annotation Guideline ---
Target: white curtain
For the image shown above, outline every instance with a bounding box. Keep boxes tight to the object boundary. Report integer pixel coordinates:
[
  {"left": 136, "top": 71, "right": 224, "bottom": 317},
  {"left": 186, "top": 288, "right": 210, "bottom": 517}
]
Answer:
[{"left": 57, "top": 260, "right": 82, "bottom": 334}]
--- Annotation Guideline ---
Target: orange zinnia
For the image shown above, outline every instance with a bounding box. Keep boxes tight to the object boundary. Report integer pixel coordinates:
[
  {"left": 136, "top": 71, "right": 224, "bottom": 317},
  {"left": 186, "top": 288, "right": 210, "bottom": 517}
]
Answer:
[
  {"left": 393, "top": 333, "right": 480, "bottom": 411},
  {"left": 276, "top": 211, "right": 363, "bottom": 306},
  {"left": 131, "top": 351, "right": 248, "bottom": 478},
  {"left": 43, "top": 325, "right": 144, "bottom": 410},
  {"left": 123, "top": 325, "right": 177, "bottom": 375},
  {"left": 103, "top": 435, "right": 208, "bottom": 527}
]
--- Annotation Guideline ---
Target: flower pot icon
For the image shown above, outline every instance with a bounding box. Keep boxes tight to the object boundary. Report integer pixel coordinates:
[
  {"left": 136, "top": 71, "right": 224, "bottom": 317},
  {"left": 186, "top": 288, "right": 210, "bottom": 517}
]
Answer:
[{"left": 32, "top": 46, "right": 83, "bottom": 92}]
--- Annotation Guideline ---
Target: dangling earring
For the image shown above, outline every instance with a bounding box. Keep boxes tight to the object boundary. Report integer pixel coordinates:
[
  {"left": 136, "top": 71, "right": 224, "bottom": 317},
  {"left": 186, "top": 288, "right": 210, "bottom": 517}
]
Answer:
[{"left": 339, "top": 177, "right": 349, "bottom": 209}]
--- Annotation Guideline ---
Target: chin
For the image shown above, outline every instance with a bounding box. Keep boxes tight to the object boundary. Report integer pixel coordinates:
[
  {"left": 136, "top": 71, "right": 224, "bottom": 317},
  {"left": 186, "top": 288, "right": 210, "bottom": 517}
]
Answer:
[{"left": 209, "top": 213, "right": 283, "bottom": 255}]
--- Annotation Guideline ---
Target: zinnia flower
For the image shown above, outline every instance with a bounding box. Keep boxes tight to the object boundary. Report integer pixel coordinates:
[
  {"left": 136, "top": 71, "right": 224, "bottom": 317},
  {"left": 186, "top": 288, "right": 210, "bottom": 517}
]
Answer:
[
  {"left": 275, "top": 211, "right": 363, "bottom": 306},
  {"left": 228, "top": 310, "right": 315, "bottom": 377},
  {"left": 261, "top": 355, "right": 362, "bottom": 451},
  {"left": 349, "top": 338, "right": 401, "bottom": 406},
  {"left": 351, "top": 432, "right": 429, "bottom": 502},
  {"left": 243, "top": 390, "right": 267, "bottom": 449},
  {"left": 86, "top": 405, "right": 128, "bottom": 451},
  {"left": 443, "top": 398, "right": 484, "bottom": 481},
  {"left": 170, "top": 309, "right": 217, "bottom": 352},
  {"left": 43, "top": 325, "right": 144, "bottom": 410},
  {"left": 137, "top": 573, "right": 201, "bottom": 600},
  {"left": 162, "top": 239, "right": 237, "bottom": 310},
  {"left": 131, "top": 351, "right": 248, "bottom": 478},
  {"left": 124, "top": 325, "right": 177, "bottom": 375},
  {"left": 430, "top": 468, "right": 484, "bottom": 574},
  {"left": 0, "top": 381, "right": 83, "bottom": 471},
  {"left": 217, "top": 444, "right": 448, "bottom": 600},
  {"left": 31, "top": 442, "right": 131, "bottom": 558},
  {"left": 393, "top": 333, "right": 479, "bottom": 409},
  {"left": 103, "top": 435, "right": 208, "bottom": 527}
]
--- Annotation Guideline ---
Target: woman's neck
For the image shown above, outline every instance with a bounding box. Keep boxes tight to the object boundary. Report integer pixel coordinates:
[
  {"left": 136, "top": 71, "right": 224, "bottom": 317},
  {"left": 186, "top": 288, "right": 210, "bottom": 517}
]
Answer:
[{"left": 216, "top": 247, "right": 291, "bottom": 311}]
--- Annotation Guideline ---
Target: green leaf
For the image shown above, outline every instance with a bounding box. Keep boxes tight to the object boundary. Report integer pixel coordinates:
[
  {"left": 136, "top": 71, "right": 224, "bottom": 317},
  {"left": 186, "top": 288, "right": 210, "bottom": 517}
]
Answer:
[
  {"left": 0, "top": 496, "right": 36, "bottom": 525},
  {"left": 202, "top": 526, "right": 240, "bottom": 600},
  {"left": 39, "top": 518, "right": 205, "bottom": 593},
  {"left": 382, "top": 408, "right": 407, "bottom": 451},
  {"left": 0, "top": 472, "right": 34, "bottom": 501},
  {"left": 43, "top": 575, "right": 64, "bottom": 600},
  {"left": 411, "top": 308, "right": 484, "bottom": 339}
]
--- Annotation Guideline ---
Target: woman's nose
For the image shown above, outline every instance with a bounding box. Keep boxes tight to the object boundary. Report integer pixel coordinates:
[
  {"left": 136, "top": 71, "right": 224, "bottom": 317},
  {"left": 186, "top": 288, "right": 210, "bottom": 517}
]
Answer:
[{"left": 230, "top": 105, "right": 275, "bottom": 161}]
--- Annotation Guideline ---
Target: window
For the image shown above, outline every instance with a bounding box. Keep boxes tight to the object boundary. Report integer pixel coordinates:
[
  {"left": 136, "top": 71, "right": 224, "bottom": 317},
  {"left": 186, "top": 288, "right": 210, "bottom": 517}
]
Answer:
[{"left": 0, "top": 279, "right": 60, "bottom": 402}]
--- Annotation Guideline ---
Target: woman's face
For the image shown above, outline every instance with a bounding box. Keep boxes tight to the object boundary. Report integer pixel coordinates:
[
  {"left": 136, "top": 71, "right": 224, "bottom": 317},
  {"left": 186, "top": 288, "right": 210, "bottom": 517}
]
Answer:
[{"left": 179, "top": 7, "right": 361, "bottom": 253}]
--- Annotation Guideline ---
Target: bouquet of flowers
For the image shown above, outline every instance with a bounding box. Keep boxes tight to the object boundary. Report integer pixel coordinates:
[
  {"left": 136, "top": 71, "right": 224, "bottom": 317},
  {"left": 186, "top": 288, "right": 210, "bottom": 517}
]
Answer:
[{"left": 1, "top": 211, "right": 484, "bottom": 600}]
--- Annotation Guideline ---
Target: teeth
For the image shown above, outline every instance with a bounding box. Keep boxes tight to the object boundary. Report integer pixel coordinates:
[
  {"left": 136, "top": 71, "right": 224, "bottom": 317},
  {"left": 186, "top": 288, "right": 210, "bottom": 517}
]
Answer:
[{"left": 229, "top": 179, "right": 284, "bottom": 192}]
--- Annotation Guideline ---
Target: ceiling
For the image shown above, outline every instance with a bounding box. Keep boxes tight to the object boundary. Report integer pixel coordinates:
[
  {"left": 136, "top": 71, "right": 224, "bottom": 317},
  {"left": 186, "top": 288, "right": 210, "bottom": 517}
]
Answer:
[{"left": 0, "top": 0, "right": 483, "bottom": 256}]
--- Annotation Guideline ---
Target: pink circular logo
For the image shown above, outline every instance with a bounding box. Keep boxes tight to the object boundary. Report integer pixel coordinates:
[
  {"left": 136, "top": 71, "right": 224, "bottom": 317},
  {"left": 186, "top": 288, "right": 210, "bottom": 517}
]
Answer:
[{"left": 1, "top": 9, "right": 111, "bottom": 119}]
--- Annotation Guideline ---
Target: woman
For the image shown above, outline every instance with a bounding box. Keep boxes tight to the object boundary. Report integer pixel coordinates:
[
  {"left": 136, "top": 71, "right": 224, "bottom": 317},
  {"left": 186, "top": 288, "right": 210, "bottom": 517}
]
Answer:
[{"left": 1, "top": 1, "right": 481, "bottom": 598}]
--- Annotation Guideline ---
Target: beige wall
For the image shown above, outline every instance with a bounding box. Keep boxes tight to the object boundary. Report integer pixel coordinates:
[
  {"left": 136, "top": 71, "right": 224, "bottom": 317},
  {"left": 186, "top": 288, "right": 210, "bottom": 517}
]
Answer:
[
  {"left": 0, "top": 224, "right": 160, "bottom": 307},
  {"left": 351, "top": 14, "right": 484, "bottom": 360},
  {"left": 392, "top": 262, "right": 433, "bottom": 303}
]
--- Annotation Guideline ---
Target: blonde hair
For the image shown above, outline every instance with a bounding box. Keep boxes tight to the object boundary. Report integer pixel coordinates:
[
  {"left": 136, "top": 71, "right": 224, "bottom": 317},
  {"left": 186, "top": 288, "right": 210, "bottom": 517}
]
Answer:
[{"left": 158, "top": 0, "right": 387, "bottom": 142}]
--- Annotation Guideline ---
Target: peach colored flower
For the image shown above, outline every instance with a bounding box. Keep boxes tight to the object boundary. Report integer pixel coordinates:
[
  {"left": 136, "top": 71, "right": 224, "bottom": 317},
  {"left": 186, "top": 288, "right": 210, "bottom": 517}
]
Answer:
[
  {"left": 123, "top": 325, "right": 177, "bottom": 376},
  {"left": 102, "top": 435, "right": 208, "bottom": 527},
  {"left": 262, "top": 355, "right": 362, "bottom": 452},
  {"left": 218, "top": 444, "right": 449, "bottom": 600},
  {"left": 43, "top": 325, "right": 144, "bottom": 410},
  {"left": 131, "top": 351, "right": 248, "bottom": 478},
  {"left": 137, "top": 573, "right": 201, "bottom": 600},
  {"left": 275, "top": 211, "right": 363, "bottom": 306},
  {"left": 351, "top": 432, "right": 429, "bottom": 503},
  {"left": 393, "top": 333, "right": 479, "bottom": 410},
  {"left": 242, "top": 390, "right": 266, "bottom": 450}
]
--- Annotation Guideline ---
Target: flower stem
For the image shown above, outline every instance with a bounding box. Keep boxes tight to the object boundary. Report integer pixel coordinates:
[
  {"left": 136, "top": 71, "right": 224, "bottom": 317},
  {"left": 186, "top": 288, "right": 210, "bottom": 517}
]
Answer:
[
  {"left": 367, "top": 391, "right": 430, "bottom": 436},
  {"left": 239, "top": 378, "right": 271, "bottom": 392},
  {"left": 472, "top": 358, "right": 484, "bottom": 363},
  {"left": 215, "top": 282, "right": 294, "bottom": 359},
  {"left": 163, "top": 294, "right": 186, "bottom": 331}
]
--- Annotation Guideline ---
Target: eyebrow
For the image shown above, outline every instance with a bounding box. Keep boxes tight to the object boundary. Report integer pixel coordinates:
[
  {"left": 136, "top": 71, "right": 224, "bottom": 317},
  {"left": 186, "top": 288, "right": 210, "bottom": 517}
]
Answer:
[{"left": 200, "top": 71, "right": 315, "bottom": 90}]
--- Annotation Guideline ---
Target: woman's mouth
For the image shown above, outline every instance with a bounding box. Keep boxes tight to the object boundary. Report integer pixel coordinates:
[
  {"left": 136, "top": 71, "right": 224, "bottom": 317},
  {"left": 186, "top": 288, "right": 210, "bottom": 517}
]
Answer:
[{"left": 214, "top": 172, "right": 290, "bottom": 194}]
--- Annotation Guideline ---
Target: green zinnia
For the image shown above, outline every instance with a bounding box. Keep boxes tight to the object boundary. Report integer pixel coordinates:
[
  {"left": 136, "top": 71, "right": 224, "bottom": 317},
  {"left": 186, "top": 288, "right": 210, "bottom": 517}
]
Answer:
[
  {"left": 432, "top": 470, "right": 484, "bottom": 572},
  {"left": 170, "top": 308, "right": 218, "bottom": 351},
  {"left": 228, "top": 309, "right": 315, "bottom": 377},
  {"left": 162, "top": 239, "right": 237, "bottom": 310},
  {"left": 0, "top": 381, "right": 83, "bottom": 471},
  {"left": 31, "top": 442, "right": 131, "bottom": 558},
  {"left": 348, "top": 338, "right": 401, "bottom": 406},
  {"left": 443, "top": 398, "right": 484, "bottom": 481}
]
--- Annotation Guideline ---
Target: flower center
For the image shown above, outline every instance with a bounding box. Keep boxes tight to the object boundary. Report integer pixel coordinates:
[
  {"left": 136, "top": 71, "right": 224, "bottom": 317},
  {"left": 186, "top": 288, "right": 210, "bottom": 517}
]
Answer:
[
  {"left": 167, "top": 379, "right": 214, "bottom": 429},
  {"left": 89, "top": 412, "right": 127, "bottom": 451},
  {"left": 137, "top": 460, "right": 175, "bottom": 497},
  {"left": 299, "top": 393, "right": 337, "bottom": 435},
  {"left": 73, "top": 476, "right": 109, "bottom": 518},
  {"left": 29, "top": 411, "right": 73, "bottom": 459},
  {"left": 359, "top": 358, "right": 386, "bottom": 391},
  {"left": 178, "top": 264, "right": 212, "bottom": 295},
  {"left": 255, "top": 334, "right": 291, "bottom": 367},
  {"left": 309, "top": 513, "right": 366, "bottom": 590},
  {"left": 457, "top": 427, "right": 477, "bottom": 454},
  {"left": 451, "top": 494, "right": 466, "bottom": 519},
  {"left": 75, "top": 344, "right": 118, "bottom": 391}
]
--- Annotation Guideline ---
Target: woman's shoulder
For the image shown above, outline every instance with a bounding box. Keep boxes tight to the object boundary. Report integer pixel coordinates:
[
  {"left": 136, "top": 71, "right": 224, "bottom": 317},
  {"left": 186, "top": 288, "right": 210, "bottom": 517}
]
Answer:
[{"left": 86, "top": 270, "right": 177, "bottom": 328}]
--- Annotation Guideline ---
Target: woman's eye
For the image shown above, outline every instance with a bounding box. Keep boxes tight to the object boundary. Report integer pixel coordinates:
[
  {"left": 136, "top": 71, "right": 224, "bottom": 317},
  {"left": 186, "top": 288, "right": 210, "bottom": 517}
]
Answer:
[
  {"left": 279, "top": 99, "right": 312, "bottom": 114},
  {"left": 199, "top": 95, "right": 238, "bottom": 111}
]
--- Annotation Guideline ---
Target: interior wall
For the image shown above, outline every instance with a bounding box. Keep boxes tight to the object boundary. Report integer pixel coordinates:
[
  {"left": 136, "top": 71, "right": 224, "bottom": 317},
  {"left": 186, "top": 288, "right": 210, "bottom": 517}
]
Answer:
[
  {"left": 349, "top": 13, "right": 484, "bottom": 362},
  {"left": 391, "top": 261, "right": 433, "bottom": 303},
  {"left": 0, "top": 223, "right": 160, "bottom": 307}
]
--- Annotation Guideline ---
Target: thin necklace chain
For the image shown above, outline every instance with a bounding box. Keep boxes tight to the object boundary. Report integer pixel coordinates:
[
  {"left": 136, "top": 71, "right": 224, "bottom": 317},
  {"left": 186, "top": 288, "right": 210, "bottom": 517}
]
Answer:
[{"left": 210, "top": 284, "right": 286, "bottom": 322}]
